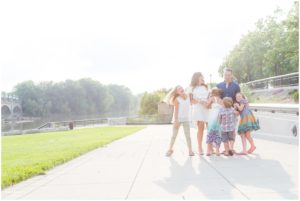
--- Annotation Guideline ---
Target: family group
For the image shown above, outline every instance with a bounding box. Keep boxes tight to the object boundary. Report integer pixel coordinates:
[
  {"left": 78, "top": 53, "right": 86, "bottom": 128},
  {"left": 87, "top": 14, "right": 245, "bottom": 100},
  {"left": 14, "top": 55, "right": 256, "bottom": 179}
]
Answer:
[{"left": 165, "top": 68, "right": 260, "bottom": 157}]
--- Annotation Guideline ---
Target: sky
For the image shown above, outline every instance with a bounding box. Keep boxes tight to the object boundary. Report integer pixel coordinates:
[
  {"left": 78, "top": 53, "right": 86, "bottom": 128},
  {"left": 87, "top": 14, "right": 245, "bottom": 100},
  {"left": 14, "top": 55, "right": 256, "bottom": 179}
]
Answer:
[{"left": 0, "top": 0, "right": 295, "bottom": 94}]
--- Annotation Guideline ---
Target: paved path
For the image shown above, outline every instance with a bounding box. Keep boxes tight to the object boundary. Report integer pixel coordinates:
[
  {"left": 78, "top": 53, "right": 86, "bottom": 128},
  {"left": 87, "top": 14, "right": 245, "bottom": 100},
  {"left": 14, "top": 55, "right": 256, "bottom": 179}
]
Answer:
[{"left": 2, "top": 125, "right": 298, "bottom": 199}]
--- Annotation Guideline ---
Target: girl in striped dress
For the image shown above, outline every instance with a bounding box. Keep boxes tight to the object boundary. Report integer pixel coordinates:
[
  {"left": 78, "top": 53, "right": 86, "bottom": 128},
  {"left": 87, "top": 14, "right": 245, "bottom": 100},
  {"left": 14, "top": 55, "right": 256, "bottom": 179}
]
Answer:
[{"left": 234, "top": 92, "right": 260, "bottom": 154}]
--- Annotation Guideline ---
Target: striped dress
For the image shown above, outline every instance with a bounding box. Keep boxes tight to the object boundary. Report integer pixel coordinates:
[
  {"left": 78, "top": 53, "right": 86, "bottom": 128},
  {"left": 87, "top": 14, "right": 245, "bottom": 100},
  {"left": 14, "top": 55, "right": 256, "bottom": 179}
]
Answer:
[{"left": 237, "top": 99, "right": 260, "bottom": 134}]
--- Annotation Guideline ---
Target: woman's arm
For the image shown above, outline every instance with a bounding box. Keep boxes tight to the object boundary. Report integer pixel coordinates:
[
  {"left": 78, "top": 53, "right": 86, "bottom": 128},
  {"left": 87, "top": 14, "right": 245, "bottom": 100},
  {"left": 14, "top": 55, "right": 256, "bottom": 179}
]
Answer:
[
  {"left": 189, "top": 93, "right": 199, "bottom": 104},
  {"left": 206, "top": 97, "right": 213, "bottom": 108},
  {"left": 201, "top": 91, "right": 211, "bottom": 108},
  {"left": 198, "top": 96, "right": 210, "bottom": 108}
]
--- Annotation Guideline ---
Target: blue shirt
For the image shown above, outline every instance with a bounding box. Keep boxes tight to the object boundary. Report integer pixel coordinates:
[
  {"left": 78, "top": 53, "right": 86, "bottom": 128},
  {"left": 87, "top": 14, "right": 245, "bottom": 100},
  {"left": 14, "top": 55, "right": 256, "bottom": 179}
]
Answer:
[{"left": 217, "top": 81, "right": 240, "bottom": 102}]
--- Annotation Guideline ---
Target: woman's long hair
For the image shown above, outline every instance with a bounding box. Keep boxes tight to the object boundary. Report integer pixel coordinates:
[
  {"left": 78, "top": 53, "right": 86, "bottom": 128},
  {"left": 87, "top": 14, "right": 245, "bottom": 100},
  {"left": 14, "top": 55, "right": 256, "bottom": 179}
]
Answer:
[{"left": 190, "top": 72, "right": 208, "bottom": 89}]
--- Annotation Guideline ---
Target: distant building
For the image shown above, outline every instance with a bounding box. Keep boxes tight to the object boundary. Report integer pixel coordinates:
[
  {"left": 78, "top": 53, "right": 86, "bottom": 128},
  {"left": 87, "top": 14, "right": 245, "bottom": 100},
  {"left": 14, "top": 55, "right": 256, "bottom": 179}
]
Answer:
[{"left": 157, "top": 102, "right": 173, "bottom": 123}]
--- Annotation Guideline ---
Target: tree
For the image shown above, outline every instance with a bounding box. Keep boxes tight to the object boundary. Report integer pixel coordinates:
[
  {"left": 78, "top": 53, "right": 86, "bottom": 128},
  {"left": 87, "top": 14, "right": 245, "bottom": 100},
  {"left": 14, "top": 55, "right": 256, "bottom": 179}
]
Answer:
[
  {"left": 11, "top": 79, "right": 137, "bottom": 118},
  {"left": 139, "top": 88, "right": 170, "bottom": 115},
  {"left": 219, "top": 2, "right": 298, "bottom": 83},
  {"left": 107, "top": 84, "right": 135, "bottom": 116},
  {"left": 14, "top": 81, "right": 43, "bottom": 117}
]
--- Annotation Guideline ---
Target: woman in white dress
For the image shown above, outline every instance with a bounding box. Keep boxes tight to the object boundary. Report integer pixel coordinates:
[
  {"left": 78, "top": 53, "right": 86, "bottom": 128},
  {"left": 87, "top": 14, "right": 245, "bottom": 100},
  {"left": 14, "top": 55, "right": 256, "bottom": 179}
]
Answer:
[{"left": 187, "top": 72, "right": 210, "bottom": 155}]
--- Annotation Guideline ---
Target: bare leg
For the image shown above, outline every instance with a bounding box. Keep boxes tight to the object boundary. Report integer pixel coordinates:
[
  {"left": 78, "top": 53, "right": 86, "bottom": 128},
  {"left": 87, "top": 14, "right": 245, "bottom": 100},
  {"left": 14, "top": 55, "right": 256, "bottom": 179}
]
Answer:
[
  {"left": 223, "top": 142, "right": 230, "bottom": 155},
  {"left": 239, "top": 133, "right": 247, "bottom": 155},
  {"left": 245, "top": 131, "right": 256, "bottom": 153},
  {"left": 197, "top": 121, "right": 205, "bottom": 154},
  {"left": 216, "top": 145, "right": 220, "bottom": 156},
  {"left": 207, "top": 143, "right": 213, "bottom": 156},
  {"left": 230, "top": 132, "right": 236, "bottom": 152}
]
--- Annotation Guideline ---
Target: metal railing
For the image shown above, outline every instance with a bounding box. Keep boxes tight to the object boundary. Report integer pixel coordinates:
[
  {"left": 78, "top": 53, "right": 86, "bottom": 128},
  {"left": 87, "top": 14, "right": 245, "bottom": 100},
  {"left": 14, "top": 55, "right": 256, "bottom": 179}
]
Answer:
[
  {"left": 126, "top": 114, "right": 172, "bottom": 125},
  {"left": 249, "top": 103, "right": 299, "bottom": 143},
  {"left": 38, "top": 118, "right": 109, "bottom": 129},
  {"left": 249, "top": 103, "right": 299, "bottom": 115},
  {"left": 244, "top": 72, "right": 299, "bottom": 90},
  {"left": 21, "top": 104, "right": 300, "bottom": 131}
]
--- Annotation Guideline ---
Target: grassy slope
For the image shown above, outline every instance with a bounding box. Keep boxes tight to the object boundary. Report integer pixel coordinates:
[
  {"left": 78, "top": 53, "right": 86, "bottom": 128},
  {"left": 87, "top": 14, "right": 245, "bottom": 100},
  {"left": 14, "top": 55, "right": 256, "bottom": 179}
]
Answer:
[{"left": 2, "top": 126, "right": 145, "bottom": 189}]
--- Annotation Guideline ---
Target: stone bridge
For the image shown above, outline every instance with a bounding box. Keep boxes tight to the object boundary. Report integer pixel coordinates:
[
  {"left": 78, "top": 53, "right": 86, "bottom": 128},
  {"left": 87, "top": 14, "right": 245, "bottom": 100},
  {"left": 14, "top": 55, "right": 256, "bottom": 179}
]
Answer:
[{"left": 1, "top": 94, "right": 22, "bottom": 119}]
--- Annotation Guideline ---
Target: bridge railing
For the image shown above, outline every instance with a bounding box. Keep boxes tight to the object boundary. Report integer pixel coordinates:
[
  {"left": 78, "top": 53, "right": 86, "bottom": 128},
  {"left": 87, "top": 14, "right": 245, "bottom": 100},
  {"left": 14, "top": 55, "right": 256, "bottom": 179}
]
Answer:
[
  {"left": 1, "top": 94, "right": 20, "bottom": 104},
  {"left": 243, "top": 72, "right": 299, "bottom": 90},
  {"left": 36, "top": 114, "right": 173, "bottom": 130},
  {"left": 249, "top": 103, "right": 299, "bottom": 143},
  {"left": 249, "top": 103, "right": 299, "bottom": 115}
]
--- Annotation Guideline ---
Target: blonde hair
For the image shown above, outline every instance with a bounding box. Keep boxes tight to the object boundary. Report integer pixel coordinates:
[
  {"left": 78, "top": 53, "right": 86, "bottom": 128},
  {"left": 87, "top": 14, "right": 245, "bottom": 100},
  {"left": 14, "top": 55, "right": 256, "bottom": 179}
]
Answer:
[
  {"left": 164, "top": 85, "right": 181, "bottom": 105},
  {"left": 223, "top": 97, "right": 233, "bottom": 108},
  {"left": 211, "top": 87, "right": 222, "bottom": 97},
  {"left": 190, "top": 72, "right": 208, "bottom": 89}
]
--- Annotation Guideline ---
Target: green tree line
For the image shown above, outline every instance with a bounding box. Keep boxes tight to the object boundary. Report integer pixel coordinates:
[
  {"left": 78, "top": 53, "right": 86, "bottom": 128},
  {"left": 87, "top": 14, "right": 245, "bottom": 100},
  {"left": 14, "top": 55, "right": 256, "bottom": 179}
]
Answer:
[
  {"left": 219, "top": 2, "right": 299, "bottom": 82},
  {"left": 11, "top": 78, "right": 138, "bottom": 118}
]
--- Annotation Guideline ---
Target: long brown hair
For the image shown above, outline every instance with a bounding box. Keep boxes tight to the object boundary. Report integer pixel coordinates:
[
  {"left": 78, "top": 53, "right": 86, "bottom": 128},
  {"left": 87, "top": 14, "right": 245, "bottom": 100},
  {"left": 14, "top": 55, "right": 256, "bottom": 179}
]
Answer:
[
  {"left": 166, "top": 85, "right": 181, "bottom": 105},
  {"left": 190, "top": 72, "right": 208, "bottom": 89}
]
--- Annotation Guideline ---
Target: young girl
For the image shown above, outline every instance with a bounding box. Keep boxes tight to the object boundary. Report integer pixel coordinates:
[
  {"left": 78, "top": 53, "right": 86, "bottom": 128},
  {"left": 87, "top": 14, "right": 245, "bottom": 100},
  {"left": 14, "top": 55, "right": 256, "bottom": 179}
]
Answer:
[
  {"left": 218, "top": 97, "right": 238, "bottom": 156},
  {"left": 206, "top": 88, "right": 223, "bottom": 156},
  {"left": 234, "top": 92, "right": 260, "bottom": 154},
  {"left": 165, "top": 85, "right": 195, "bottom": 157}
]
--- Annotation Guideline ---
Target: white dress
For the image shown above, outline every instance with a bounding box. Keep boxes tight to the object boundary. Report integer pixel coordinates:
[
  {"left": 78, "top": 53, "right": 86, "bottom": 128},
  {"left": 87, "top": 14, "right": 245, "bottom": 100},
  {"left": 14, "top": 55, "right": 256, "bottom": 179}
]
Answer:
[
  {"left": 187, "top": 86, "right": 209, "bottom": 122},
  {"left": 206, "top": 97, "right": 222, "bottom": 146},
  {"left": 207, "top": 97, "right": 223, "bottom": 130}
]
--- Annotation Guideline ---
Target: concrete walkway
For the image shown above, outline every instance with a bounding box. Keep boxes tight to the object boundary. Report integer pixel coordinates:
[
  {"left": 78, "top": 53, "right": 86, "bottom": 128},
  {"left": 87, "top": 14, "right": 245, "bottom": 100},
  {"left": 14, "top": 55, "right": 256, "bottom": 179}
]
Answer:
[{"left": 2, "top": 125, "right": 298, "bottom": 199}]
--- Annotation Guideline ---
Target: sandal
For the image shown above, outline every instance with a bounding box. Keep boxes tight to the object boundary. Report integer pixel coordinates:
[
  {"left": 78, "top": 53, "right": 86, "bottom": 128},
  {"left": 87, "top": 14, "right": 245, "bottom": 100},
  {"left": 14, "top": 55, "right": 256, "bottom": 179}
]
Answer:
[
  {"left": 189, "top": 152, "right": 195, "bottom": 156},
  {"left": 248, "top": 146, "right": 256, "bottom": 154},
  {"left": 236, "top": 151, "right": 247, "bottom": 155},
  {"left": 165, "top": 150, "right": 173, "bottom": 157}
]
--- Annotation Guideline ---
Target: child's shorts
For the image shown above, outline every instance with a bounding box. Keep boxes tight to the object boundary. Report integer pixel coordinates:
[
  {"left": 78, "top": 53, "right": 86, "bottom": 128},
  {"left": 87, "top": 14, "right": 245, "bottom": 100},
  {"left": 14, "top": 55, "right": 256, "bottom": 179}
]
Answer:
[{"left": 221, "top": 131, "right": 235, "bottom": 143}]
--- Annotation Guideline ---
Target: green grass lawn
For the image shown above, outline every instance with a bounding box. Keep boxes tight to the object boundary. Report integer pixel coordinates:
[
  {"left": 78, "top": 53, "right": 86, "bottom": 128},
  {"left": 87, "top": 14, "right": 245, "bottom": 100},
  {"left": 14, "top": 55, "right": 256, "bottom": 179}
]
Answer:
[{"left": 1, "top": 126, "right": 145, "bottom": 189}]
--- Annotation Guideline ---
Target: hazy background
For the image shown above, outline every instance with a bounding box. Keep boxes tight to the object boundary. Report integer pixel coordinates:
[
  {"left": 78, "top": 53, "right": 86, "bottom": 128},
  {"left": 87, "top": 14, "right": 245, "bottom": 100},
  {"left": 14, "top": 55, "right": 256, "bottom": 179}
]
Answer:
[{"left": 0, "top": 0, "right": 295, "bottom": 94}]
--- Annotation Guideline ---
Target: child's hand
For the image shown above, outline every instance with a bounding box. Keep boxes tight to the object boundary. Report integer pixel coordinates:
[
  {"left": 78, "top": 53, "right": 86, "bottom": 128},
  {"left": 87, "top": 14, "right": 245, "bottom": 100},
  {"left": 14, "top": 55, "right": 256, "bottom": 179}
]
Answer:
[
  {"left": 199, "top": 100, "right": 207, "bottom": 106},
  {"left": 174, "top": 120, "right": 180, "bottom": 129},
  {"left": 234, "top": 110, "right": 240, "bottom": 115},
  {"left": 191, "top": 99, "right": 199, "bottom": 104}
]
